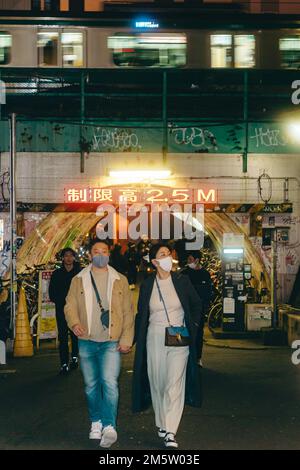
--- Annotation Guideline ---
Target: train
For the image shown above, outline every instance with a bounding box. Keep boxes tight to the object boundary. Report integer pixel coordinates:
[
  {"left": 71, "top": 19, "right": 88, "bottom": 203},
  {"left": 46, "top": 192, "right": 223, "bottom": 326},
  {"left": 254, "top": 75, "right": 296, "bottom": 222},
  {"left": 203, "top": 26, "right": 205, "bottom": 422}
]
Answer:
[{"left": 0, "top": 10, "right": 300, "bottom": 70}]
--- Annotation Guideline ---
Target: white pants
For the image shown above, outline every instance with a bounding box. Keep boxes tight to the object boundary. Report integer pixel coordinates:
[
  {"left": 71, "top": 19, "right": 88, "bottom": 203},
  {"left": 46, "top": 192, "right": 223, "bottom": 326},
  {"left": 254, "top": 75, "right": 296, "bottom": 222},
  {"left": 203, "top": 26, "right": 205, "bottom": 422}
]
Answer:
[{"left": 147, "top": 323, "right": 189, "bottom": 435}]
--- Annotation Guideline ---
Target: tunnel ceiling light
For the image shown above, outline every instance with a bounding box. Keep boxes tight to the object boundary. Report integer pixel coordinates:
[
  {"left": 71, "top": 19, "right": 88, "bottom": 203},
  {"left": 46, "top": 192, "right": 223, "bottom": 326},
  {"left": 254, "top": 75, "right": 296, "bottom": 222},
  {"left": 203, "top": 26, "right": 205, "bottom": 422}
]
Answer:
[
  {"left": 109, "top": 170, "right": 171, "bottom": 182},
  {"left": 223, "top": 248, "right": 244, "bottom": 254}
]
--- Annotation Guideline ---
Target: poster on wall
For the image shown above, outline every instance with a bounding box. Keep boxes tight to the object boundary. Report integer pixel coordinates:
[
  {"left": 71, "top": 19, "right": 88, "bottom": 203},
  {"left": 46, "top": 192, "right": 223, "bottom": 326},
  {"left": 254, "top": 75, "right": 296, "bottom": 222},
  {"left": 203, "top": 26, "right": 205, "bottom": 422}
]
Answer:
[
  {"left": 38, "top": 271, "right": 57, "bottom": 342},
  {"left": 0, "top": 213, "right": 10, "bottom": 278}
]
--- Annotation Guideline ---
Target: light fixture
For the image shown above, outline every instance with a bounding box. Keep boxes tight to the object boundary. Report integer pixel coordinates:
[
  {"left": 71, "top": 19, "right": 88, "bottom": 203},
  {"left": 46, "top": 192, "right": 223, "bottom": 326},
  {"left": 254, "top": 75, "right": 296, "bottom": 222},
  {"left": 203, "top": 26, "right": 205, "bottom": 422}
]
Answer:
[
  {"left": 286, "top": 122, "right": 300, "bottom": 142},
  {"left": 223, "top": 248, "right": 244, "bottom": 254},
  {"left": 109, "top": 170, "right": 171, "bottom": 182}
]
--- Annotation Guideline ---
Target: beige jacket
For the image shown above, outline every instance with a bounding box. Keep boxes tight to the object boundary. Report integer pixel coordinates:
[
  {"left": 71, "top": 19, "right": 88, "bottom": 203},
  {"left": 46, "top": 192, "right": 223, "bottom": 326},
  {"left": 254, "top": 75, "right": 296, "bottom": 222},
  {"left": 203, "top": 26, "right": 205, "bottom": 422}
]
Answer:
[{"left": 64, "top": 264, "right": 134, "bottom": 348}]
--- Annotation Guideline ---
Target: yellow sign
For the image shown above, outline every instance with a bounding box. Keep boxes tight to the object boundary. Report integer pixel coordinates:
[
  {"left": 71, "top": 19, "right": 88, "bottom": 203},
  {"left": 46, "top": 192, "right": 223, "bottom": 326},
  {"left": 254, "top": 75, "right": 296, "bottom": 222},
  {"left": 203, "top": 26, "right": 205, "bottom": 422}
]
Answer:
[{"left": 37, "top": 271, "right": 57, "bottom": 347}]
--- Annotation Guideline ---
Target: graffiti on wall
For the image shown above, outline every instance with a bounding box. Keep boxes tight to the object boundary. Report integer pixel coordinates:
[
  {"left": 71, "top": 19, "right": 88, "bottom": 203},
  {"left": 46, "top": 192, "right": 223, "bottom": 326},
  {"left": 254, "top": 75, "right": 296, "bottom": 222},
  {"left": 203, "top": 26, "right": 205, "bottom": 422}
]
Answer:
[{"left": 92, "top": 127, "right": 141, "bottom": 152}]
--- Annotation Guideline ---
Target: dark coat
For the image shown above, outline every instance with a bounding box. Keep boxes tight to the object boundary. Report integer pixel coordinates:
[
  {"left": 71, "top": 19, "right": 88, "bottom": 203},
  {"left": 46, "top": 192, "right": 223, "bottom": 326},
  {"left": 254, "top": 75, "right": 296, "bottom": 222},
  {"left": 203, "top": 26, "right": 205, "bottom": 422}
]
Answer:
[
  {"left": 181, "top": 266, "right": 213, "bottom": 310},
  {"left": 49, "top": 263, "right": 82, "bottom": 312},
  {"left": 132, "top": 272, "right": 203, "bottom": 413}
]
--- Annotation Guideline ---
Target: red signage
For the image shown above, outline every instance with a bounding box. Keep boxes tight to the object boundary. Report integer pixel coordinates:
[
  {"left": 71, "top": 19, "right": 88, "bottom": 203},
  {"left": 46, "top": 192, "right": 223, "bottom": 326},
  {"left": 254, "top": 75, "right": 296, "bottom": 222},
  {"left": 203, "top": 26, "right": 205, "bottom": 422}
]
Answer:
[{"left": 64, "top": 187, "right": 217, "bottom": 204}]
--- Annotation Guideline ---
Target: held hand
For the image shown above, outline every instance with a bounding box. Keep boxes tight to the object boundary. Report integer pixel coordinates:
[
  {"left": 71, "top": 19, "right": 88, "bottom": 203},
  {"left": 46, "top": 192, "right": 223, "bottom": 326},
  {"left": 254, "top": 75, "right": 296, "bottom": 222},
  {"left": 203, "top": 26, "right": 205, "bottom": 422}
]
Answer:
[
  {"left": 117, "top": 344, "right": 131, "bottom": 354},
  {"left": 72, "top": 323, "right": 86, "bottom": 337}
]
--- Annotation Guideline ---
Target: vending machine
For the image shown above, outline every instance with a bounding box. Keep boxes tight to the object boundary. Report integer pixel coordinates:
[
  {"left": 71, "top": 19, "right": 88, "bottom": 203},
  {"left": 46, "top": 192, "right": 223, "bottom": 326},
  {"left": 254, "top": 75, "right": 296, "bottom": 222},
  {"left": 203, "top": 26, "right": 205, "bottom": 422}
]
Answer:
[{"left": 222, "top": 234, "right": 246, "bottom": 332}]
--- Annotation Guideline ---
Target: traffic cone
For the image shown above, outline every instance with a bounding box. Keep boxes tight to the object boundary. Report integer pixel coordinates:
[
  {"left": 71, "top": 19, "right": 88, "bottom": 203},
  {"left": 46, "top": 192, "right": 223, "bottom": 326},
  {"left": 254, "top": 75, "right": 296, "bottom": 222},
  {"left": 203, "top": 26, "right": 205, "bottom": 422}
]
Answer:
[{"left": 13, "top": 286, "right": 33, "bottom": 357}]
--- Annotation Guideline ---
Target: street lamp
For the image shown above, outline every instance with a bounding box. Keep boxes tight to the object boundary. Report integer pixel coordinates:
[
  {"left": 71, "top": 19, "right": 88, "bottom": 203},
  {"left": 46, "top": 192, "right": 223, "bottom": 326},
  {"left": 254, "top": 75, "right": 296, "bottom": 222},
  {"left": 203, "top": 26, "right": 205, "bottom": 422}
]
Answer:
[{"left": 286, "top": 122, "right": 300, "bottom": 142}]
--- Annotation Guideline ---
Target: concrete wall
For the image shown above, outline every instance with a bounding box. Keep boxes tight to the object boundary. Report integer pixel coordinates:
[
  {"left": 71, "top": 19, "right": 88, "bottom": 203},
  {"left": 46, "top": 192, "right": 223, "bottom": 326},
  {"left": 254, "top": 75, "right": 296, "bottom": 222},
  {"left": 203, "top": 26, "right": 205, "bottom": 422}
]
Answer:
[{"left": 0, "top": 151, "right": 298, "bottom": 206}]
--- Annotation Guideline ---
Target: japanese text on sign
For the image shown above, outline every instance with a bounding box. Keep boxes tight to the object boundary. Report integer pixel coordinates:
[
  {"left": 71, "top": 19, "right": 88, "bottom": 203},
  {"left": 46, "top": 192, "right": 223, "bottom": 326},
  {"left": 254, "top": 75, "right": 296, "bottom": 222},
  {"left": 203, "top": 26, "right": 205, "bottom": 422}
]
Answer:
[{"left": 65, "top": 187, "right": 217, "bottom": 204}]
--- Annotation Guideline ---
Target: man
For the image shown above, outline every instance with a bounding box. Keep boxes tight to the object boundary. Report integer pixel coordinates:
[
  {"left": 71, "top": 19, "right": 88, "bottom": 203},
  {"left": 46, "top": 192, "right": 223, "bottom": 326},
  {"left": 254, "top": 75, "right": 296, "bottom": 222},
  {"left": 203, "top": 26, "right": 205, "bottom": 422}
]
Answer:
[
  {"left": 124, "top": 242, "right": 139, "bottom": 290},
  {"left": 182, "top": 251, "right": 214, "bottom": 366},
  {"left": 64, "top": 239, "right": 134, "bottom": 449},
  {"left": 137, "top": 234, "right": 152, "bottom": 279},
  {"left": 49, "top": 248, "right": 81, "bottom": 375}
]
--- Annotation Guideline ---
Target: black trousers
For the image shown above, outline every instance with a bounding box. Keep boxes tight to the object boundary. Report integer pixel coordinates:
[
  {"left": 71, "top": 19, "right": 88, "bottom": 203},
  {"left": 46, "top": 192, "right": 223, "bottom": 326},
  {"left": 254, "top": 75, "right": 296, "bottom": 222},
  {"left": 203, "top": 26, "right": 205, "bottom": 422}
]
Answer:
[
  {"left": 127, "top": 266, "right": 137, "bottom": 285},
  {"left": 55, "top": 309, "right": 78, "bottom": 366},
  {"left": 196, "top": 305, "right": 208, "bottom": 360}
]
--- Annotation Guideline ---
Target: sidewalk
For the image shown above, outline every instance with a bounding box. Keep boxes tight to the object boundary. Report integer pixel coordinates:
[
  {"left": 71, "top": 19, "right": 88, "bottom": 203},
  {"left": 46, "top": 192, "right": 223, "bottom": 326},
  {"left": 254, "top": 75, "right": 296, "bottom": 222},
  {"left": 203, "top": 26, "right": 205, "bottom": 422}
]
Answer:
[{"left": 0, "top": 341, "right": 298, "bottom": 450}]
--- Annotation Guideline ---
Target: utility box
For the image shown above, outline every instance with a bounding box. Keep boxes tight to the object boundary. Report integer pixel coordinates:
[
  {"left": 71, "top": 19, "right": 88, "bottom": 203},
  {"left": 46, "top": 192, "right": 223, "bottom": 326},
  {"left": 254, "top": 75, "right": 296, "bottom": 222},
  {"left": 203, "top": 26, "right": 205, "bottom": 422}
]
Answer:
[
  {"left": 246, "top": 304, "right": 272, "bottom": 331},
  {"left": 222, "top": 233, "right": 246, "bottom": 332}
]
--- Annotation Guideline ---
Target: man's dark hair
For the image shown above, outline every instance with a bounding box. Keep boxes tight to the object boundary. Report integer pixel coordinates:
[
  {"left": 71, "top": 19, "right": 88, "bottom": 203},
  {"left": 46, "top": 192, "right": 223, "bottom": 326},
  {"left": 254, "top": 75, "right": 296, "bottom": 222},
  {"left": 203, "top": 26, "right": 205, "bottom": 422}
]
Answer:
[
  {"left": 187, "top": 250, "right": 202, "bottom": 261},
  {"left": 149, "top": 243, "right": 171, "bottom": 263},
  {"left": 88, "top": 238, "right": 111, "bottom": 253},
  {"left": 61, "top": 247, "right": 76, "bottom": 258}
]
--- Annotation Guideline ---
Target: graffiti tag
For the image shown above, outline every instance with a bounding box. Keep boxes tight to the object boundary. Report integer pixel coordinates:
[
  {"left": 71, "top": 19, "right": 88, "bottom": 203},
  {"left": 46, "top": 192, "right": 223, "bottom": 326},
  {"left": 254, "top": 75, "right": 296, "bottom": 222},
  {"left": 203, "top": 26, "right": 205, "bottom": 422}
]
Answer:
[
  {"left": 171, "top": 127, "right": 218, "bottom": 151},
  {"left": 93, "top": 128, "right": 140, "bottom": 151},
  {"left": 250, "top": 128, "right": 288, "bottom": 148}
]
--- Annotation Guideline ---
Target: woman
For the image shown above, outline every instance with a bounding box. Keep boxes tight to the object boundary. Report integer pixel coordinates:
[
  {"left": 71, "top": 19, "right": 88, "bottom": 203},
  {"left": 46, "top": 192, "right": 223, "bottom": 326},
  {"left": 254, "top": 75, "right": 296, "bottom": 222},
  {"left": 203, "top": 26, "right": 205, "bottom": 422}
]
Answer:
[{"left": 132, "top": 243, "right": 203, "bottom": 449}]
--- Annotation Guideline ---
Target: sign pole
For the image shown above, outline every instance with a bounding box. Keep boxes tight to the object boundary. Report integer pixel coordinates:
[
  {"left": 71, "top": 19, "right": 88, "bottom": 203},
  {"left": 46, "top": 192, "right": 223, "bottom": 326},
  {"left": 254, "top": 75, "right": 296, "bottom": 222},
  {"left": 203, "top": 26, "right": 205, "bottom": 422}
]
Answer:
[
  {"left": 9, "top": 113, "right": 17, "bottom": 337},
  {"left": 271, "top": 230, "right": 278, "bottom": 329}
]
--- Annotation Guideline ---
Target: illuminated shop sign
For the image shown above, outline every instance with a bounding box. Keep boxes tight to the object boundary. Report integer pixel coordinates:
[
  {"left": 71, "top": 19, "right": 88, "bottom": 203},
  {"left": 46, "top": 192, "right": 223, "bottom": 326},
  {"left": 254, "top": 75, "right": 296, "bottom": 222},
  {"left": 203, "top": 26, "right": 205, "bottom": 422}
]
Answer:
[
  {"left": 135, "top": 20, "right": 159, "bottom": 29},
  {"left": 64, "top": 187, "right": 217, "bottom": 204}
]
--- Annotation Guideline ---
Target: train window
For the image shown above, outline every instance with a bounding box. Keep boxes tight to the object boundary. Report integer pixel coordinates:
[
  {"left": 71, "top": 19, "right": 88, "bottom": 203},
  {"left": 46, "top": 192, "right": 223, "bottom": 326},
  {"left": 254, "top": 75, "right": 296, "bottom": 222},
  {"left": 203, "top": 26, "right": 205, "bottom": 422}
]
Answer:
[
  {"left": 211, "top": 34, "right": 255, "bottom": 68},
  {"left": 211, "top": 35, "right": 232, "bottom": 68},
  {"left": 107, "top": 33, "right": 186, "bottom": 67},
  {"left": 279, "top": 37, "right": 300, "bottom": 69},
  {"left": 61, "top": 32, "right": 83, "bottom": 67},
  {"left": 234, "top": 35, "right": 255, "bottom": 68},
  {"left": 0, "top": 32, "right": 12, "bottom": 65},
  {"left": 38, "top": 31, "right": 59, "bottom": 66}
]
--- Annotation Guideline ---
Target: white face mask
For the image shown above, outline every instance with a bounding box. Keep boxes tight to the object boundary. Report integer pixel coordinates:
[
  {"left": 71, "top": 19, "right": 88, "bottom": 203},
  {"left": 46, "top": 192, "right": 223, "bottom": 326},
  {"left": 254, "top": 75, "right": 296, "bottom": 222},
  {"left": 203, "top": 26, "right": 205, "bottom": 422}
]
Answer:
[
  {"left": 188, "top": 262, "right": 197, "bottom": 270},
  {"left": 157, "top": 256, "right": 173, "bottom": 273}
]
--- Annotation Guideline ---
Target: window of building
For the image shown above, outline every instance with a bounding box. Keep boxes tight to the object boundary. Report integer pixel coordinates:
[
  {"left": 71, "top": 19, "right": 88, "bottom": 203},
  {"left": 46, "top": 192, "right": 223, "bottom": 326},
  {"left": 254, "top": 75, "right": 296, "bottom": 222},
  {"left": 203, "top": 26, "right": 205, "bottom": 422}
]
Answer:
[
  {"left": 0, "top": 32, "right": 12, "bottom": 65},
  {"left": 279, "top": 37, "right": 300, "bottom": 69},
  {"left": 234, "top": 35, "right": 255, "bottom": 68},
  {"left": 108, "top": 33, "right": 186, "bottom": 67},
  {"left": 211, "top": 34, "right": 232, "bottom": 68},
  {"left": 38, "top": 31, "right": 59, "bottom": 66},
  {"left": 61, "top": 31, "right": 83, "bottom": 67},
  {"left": 211, "top": 34, "right": 255, "bottom": 68}
]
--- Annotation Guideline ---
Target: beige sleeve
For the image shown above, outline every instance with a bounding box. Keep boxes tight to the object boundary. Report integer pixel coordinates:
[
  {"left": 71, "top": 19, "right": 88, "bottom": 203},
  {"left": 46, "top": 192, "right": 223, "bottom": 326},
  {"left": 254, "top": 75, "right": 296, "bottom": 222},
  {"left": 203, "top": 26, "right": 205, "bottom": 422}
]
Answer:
[
  {"left": 64, "top": 277, "right": 80, "bottom": 330},
  {"left": 119, "top": 276, "right": 135, "bottom": 348}
]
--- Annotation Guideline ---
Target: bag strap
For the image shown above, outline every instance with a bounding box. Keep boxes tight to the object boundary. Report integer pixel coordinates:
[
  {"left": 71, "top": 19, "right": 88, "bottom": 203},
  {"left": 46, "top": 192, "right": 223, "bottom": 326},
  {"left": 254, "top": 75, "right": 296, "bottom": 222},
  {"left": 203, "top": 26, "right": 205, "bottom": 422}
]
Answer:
[
  {"left": 155, "top": 277, "right": 172, "bottom": 326},
  {"left": 90, "top": 271, "right": 105, "bottom": 313}
]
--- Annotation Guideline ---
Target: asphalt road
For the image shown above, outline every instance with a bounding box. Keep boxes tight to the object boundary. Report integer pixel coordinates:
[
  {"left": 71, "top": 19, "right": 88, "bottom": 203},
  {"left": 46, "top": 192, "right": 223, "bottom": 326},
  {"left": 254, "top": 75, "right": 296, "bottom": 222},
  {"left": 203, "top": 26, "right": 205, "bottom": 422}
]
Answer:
[{"left": 0, "top": 343, "right": 299, "bottom": 450}]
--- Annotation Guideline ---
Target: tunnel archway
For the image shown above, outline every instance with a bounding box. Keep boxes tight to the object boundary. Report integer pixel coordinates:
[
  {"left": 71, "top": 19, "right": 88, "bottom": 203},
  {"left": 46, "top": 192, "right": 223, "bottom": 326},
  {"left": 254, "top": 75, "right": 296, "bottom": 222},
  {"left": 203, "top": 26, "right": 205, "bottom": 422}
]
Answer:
[{"left": 17, "top": 207, "right": 271, "bottom": 290}]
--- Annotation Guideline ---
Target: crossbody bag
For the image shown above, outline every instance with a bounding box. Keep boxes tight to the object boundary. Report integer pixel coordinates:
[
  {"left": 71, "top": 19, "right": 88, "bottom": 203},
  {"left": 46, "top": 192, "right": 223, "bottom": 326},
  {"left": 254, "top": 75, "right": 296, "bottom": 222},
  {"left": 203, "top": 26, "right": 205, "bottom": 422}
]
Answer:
[
  {"left": 155, "top": 277, "right": 190, "bottom": 347},
  {"left": 90, "top": 272, "right": 110, "bottom": 329}
]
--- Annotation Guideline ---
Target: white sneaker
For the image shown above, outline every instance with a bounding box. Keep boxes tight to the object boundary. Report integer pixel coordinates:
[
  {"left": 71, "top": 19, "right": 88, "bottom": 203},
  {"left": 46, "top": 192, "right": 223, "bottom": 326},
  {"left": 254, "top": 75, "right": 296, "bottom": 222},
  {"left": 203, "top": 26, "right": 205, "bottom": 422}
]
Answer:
[
  {"left": 164, "top": 432, "right": 179, "bottom": 448},
  {"left": 89, "top": 421, "right": 103, "bottom": 440},
  {"left": 158, "top": 428, "right": 167, "bottom": 438},
  {"left": 100, "top": 425, "right": 118, "bottom": 448}
]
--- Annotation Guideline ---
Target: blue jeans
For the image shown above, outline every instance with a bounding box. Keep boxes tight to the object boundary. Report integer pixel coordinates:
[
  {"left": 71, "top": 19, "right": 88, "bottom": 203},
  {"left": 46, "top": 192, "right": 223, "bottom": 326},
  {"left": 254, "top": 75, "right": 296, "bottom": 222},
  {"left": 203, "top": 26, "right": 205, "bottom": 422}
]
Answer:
[{"left": 78, "top": 339, "right": 121, "bottom": 428}]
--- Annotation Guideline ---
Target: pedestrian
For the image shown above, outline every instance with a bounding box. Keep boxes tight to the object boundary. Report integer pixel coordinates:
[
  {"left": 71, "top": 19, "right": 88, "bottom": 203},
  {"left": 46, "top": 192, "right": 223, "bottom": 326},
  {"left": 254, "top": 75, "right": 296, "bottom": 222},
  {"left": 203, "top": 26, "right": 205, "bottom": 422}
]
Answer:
[
  {"left": 49, "top": 248, "right": 82, "bottom": 375},
  {"left": 110, "top": 243, "right": 127, "bottom": 275},
  {"left": 182, "top": 251, "right": 214, "bottom": 366},
  {"left": 132, "top": 243, "right": 203, "bottom": 449},
  {"left": 137, "top": 235, "right": 152, "bottom": 279},
  {"left": 64, "top": 239, "right": 134, "bottom": 448},
  {"left": 124, "top": 242, "right": 138, "bottom": 290}
]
